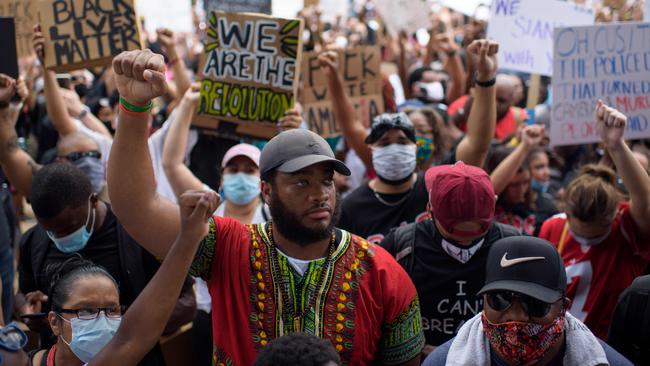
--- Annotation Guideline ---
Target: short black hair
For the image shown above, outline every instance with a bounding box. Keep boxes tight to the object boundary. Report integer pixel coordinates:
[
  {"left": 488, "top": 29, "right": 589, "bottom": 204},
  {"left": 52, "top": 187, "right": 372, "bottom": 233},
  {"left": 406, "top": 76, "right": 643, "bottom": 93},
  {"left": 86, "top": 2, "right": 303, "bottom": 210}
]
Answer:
[
  {"left": 253, "top": 333, "right": 341, "bottom": 366},
  {"left": 408, "top": 66, "right": 433, "bottom": 91},
  {"left": 46, "top": 255, "right": 118, "bottom": 311},
  {"left": 261, "top": 168, "right": 277, "bottom": 186},
  {"left": 30, "top": 163, "right": 92, "bottom": 219}
]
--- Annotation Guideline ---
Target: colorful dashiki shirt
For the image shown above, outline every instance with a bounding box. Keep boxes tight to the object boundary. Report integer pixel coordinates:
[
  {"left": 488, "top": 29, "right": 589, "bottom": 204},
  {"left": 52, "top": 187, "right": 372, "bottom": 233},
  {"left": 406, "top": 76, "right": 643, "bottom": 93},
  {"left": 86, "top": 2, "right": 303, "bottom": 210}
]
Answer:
[{"left": 190, "top": 216, "right": 425, "bottom": 366}]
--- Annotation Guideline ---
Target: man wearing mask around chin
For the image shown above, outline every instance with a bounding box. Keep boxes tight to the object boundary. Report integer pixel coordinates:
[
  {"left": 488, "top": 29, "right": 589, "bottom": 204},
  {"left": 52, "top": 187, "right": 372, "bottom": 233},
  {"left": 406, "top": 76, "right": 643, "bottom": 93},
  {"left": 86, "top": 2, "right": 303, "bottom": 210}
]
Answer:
[
  {"left": 107, "top": 49, "right": 426, "bottom": 365},
  {"left": 14, "top": 163, "right": 195, "bottom": 366},
  {"left": 381, "top": 162, "right": 520, "bottom": 353},
  {"left": 328, "top": 40, "right": 499, "bottom": 243},
  {"left": 422, "top": 236, "right": 632, "bottom": 366},
  {"left": 538, "top": 102, "right": 650, "bottom": 340}
]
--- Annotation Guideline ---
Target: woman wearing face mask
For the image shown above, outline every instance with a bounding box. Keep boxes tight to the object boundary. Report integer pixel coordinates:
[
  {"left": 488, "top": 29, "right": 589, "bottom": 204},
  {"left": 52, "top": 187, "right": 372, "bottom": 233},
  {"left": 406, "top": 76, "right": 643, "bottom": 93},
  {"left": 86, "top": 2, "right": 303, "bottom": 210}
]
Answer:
[
  {"left": 488, "top": 125, "right": 557, "bottom": 236},
  {"left": 539, "top": 102, "right": 650, "bottom": 340},
  {"left": 402, "top": 106, "right": 451, "bottom": 170},
  {"left": 29, "top": 190, "right": 218, "bottom": 366},
  {"left": 527, "top": 147, "right": 552, "bottom": 195},
  {"left": 162, "top": 87, "right": 270, "bottom": 366}
]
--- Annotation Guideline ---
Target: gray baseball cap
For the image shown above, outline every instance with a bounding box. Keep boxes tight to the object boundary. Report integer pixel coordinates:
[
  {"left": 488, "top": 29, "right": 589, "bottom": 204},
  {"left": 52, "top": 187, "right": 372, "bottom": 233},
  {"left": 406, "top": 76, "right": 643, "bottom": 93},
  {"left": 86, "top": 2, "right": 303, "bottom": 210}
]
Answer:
[{"left": 259, "top": 129, "right": 351, "bottom": 177}]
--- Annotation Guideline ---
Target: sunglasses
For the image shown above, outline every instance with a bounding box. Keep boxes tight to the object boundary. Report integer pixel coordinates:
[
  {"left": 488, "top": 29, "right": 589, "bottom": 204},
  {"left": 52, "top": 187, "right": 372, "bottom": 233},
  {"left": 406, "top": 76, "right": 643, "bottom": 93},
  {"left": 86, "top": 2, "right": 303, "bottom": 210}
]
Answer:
[
  {"left": 59, "top": 150, "right": 102, "bottom": 162},
  {"left": 485, "top": 291, "right": 557, "bottom": 318}
]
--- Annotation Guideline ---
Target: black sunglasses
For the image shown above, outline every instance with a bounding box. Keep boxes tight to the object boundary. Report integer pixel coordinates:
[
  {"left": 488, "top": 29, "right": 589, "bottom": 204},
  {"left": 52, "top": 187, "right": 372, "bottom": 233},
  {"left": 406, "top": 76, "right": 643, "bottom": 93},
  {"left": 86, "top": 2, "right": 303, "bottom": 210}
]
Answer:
[
  {"left": 59, "top": 150, "right": 102, "bottom": 162},
  {"left": 485, "top": 291, "right": 557, "bottom": 318}
]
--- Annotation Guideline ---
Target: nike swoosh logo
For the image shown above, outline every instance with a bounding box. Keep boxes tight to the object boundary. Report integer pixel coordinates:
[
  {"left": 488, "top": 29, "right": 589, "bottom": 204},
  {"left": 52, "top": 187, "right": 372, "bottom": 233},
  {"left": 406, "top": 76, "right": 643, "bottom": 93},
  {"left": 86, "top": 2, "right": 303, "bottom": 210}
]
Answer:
[{"left": 500, "top": 253, "right": 545, "bottom": 268}]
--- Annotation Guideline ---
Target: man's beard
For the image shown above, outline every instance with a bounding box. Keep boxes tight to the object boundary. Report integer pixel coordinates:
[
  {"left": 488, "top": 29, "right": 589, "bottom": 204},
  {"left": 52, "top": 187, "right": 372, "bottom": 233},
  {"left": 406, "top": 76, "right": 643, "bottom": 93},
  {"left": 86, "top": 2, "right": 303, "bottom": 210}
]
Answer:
[{"left": 269, "top": 190, "right": 341, "bottom": 246}]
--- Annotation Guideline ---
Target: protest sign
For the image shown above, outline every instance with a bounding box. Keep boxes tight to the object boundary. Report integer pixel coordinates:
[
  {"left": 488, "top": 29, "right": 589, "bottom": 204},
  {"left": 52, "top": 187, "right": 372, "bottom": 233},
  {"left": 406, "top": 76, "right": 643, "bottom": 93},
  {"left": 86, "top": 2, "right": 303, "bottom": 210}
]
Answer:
[
  {"left": 487, "top": 0, "right": 593, "bottom": 76},
  {"left": 204, "top": 0, "right": 271, "bottom": 15},
  {"left": 194, "top": 11, "right": 304, "bottom": 139},
  {"left": 39, "top": 0, "right": 143, "bottom": 72},
  {"left": 300, "top": 46, "right": 384, "bottom": 137},
  {"left": 551, "top": 22, "right": 650, "bottom": 146},
  {"left": 438, "top": 0, "right": 492, "bottom": 16},
  {"left": 0, "top": 0, "right": 37, "bottom": 58},
  {"left": 137, "top": 0, "right": 193, "bottom": 35},
  {"left": 375, "top": 0, "right": 431, "bottom": 36},
  {"left": 0, "top": 17, "right": 19, "bottom": 78},
  {"left": 645, "top": 0, "right": 650, "bottom": 21}
]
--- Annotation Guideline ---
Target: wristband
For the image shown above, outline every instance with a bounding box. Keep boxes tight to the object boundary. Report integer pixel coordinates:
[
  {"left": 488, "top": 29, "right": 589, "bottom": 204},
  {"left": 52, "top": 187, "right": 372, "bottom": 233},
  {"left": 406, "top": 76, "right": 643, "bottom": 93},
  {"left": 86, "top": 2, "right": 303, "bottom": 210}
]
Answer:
[
  {"left": 168, "top": 57, "right": 179, "bottom": 66},
  {"left": 78, "top": 105, "right": 90, "bottom": 119},
  {"left": 474, "top": 75, "right": 496, "bottom": 88},
  {"left": 119, "top": 96, "right": 152, "bottom": 114}
]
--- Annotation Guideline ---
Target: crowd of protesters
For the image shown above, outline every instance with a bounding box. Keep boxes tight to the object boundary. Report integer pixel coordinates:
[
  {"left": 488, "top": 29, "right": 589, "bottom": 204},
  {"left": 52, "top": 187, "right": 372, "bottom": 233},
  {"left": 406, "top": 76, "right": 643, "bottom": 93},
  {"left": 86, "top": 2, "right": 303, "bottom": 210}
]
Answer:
[{"left": 0, "top": 0, "right": 649, "bottom": 365}]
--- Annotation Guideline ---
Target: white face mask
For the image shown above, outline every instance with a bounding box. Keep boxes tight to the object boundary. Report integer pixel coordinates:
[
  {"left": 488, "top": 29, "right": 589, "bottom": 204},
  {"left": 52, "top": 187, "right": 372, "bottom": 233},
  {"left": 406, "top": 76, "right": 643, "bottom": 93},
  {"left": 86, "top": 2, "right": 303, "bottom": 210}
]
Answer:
[
  {"left": 440, "top": 237, "right": 485, "bottom": 264},
  {"left": 570, "top": 227, "right": 611, "bottom": 247},
  {"left": 372, "top": 144, "right": 417, "bottom": 182}
]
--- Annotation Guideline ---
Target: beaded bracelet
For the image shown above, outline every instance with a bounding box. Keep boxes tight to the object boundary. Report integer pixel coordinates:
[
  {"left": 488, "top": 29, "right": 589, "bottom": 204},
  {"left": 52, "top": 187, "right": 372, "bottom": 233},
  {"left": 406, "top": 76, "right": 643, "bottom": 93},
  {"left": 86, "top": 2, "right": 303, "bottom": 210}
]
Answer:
[{"left": 119, "top": 96, "right": 152, "bottom": 114}]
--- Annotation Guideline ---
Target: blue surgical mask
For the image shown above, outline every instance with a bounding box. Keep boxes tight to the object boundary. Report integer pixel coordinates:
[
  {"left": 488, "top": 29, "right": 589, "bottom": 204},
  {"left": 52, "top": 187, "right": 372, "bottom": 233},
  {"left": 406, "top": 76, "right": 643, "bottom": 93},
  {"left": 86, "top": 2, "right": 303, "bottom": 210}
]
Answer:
[
  {"left": 47, "top": 198, "right": 96, "bottom": 253},
  {"left": 530, "top": 178, "right": 549, "bottom": 194},
  {"left": 222, "top": 173, "right": 261, "bottom": 205},
  {"left": 570, "top": 227, "right": 611, "bottom": 247},
  {"left": 73, "top": 157, "right": 105, "bottom": 193},
  {"left": 60, "top": 313, "right": 121, "bottom": 363}
]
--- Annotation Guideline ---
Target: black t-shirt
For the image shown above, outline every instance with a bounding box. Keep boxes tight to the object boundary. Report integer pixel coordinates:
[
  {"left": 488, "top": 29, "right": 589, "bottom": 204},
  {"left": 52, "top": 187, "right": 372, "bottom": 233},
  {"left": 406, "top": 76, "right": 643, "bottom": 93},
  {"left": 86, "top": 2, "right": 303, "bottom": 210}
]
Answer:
[
  {"left": 381, "top": 219, "right": 520, "bottom": 346},
  {"left": 39, "top": 207, "right": 133, "bottom": 302},
  {"left": 339, "top": 172, "right": 429, "bottom": 243}
]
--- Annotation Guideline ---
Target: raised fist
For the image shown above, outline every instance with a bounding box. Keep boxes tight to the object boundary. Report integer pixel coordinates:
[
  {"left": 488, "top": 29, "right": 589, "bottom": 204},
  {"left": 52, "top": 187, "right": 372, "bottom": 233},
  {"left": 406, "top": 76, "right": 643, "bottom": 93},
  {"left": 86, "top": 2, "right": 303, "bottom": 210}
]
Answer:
[
  {"left": 595, "top": 100, "right": 627, "bottom": 150},
  {"left": 112, "top": 49, "right": 168, "bottom": 106},
  {"left": 466, "top": 39, "right": 499, "bottom": 81}
]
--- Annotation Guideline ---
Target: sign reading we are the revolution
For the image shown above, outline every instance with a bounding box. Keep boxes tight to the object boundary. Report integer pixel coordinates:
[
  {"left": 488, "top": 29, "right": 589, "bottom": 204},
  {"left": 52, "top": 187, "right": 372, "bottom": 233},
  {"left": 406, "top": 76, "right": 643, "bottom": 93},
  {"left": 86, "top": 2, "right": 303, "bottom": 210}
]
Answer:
[
  {"left": 301, "top": 46, "right": 384, "bottom": 137},
  {"left": 551, "top": 22, "right": 650, "bottom": 146},
  {"left": 195, "top": 11, "right": 304, "bottom": 139},
  {"left": 40, "top": 0, "right": 143, "bottom": 72}
]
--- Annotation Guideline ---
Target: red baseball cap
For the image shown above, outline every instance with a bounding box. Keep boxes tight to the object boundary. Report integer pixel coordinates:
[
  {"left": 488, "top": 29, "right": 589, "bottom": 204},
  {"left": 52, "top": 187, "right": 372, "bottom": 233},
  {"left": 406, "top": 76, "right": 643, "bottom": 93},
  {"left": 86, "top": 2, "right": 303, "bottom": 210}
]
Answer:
[{"left": 425, "top": 161, "right": 496, "bottom": 237}]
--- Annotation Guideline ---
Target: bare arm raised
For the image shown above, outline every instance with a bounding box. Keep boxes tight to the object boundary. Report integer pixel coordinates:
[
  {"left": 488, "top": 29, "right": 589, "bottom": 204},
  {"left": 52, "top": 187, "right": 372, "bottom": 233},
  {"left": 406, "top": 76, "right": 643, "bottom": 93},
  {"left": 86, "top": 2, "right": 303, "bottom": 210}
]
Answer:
[
  {"left": 107, "top": 49, "right": 182, "bottom": 259},
  {"left": 455, "top": 40, "right": 498, "bottom": 168}
]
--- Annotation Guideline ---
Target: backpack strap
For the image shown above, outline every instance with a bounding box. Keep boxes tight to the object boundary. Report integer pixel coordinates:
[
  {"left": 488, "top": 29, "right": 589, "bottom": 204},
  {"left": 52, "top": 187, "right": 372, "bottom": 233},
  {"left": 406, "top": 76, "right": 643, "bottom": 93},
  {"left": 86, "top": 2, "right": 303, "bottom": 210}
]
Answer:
[{"left": 393, "top": 223, "right": 418, "bottom": 276}]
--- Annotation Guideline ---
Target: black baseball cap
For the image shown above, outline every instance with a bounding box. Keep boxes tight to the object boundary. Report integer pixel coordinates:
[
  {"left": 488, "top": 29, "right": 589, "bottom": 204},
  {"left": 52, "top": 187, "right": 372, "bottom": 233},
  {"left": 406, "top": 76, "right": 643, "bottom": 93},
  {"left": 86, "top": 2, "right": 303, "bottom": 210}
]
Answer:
[
  {"left": 259, "top": 129, "right": 351, "bottom": 178},
  {"left": 364, "top": 113, "right": 416, "bottom": 144},
  {"left": 478, "top": 237, "right": 567, "bottom": 303}
]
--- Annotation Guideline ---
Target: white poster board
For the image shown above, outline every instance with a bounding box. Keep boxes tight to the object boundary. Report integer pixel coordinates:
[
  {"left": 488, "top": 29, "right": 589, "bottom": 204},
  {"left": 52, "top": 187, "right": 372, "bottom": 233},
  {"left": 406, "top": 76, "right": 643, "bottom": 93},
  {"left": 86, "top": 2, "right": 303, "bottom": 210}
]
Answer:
[
  {"left": 438, "top": 0, "right": 492, "bottom": 16},
  {"left": 487, "top": 0, "right": 593, "bottom": 75},
  {"left": 375, "top": 0, "right": 431, "bottom": 36},
  {"left": 138, "top": 0, "right": 193, "bottom": 34},
  {"left": 644, "top": 0, "right": 650, "bottom": 21},
  {"left": 550, "top": 22, "right": 650, "bottom": 147}
]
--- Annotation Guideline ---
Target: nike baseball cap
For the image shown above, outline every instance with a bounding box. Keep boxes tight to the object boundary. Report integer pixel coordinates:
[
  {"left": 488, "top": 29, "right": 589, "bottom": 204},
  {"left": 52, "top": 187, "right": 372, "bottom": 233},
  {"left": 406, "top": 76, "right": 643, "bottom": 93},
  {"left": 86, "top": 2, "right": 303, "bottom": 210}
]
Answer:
[
  {"left": 478, "top": 236, "right": 567, "bottom": 303},
  {"left": 259, "top": 129, "right": 350, "bottom": 178}
]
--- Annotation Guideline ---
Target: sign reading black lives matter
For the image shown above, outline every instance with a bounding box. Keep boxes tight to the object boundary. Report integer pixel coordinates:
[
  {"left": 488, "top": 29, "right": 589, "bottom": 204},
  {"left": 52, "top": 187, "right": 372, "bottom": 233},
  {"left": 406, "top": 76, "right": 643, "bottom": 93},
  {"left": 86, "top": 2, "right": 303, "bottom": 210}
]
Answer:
[
  {"left": 195, "top": 11, "right": 304, "bottom": 139},
  {"left": 40, "top": 0, "right": 143, "bottom": 72}
]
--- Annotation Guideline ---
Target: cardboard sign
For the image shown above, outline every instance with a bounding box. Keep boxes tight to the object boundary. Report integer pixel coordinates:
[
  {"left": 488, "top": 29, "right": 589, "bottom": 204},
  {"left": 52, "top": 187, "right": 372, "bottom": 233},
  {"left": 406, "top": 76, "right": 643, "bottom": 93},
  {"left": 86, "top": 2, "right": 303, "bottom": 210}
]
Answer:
[
  {"left": 204, "top": 0, "right": 271, "bottom": 15},
  {"left": 0, "top": 17, "right": 19, "bottom": 78},
  {"left": 0, "top": 0, "right": 37, "bottom": 58},
  {"left": 300, "top": 46, "right": 384, "bottom": 138},
  {"left": 137, "top": 0, "right": 193, "bottom": 35},
  {"left": 487, "top": 0, "right": 593, "bottom": 76},
  {"left": 40, "top": 0, "right": 143, "bottom": 72},
  {"left": 194, "top": 11, "right": 304, "bottom": 139},
  {"left": 551, "top": 22, "right": 650, "bottom": 146},
  {"left": 375, "top": 0, "right": 431, "bottom": 36}
]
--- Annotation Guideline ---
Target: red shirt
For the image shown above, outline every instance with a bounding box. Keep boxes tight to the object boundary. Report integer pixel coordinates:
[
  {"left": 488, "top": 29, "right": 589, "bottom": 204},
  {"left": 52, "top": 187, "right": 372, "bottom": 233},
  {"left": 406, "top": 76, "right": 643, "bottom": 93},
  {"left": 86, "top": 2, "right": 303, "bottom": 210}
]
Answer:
[
  {"left": 538, "top": 203, "right": 650, "bottom": 339},
  {"left": 448, "top": 95, "right": 523, "bottom": 142}
]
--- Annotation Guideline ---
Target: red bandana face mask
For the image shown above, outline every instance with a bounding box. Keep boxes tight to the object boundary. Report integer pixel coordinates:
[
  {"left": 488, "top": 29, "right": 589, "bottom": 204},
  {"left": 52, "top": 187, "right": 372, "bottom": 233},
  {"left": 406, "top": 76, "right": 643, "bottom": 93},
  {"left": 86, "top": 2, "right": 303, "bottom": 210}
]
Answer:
[{"left": 481, "top": 312, "right": 565, "bottom": 365}]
